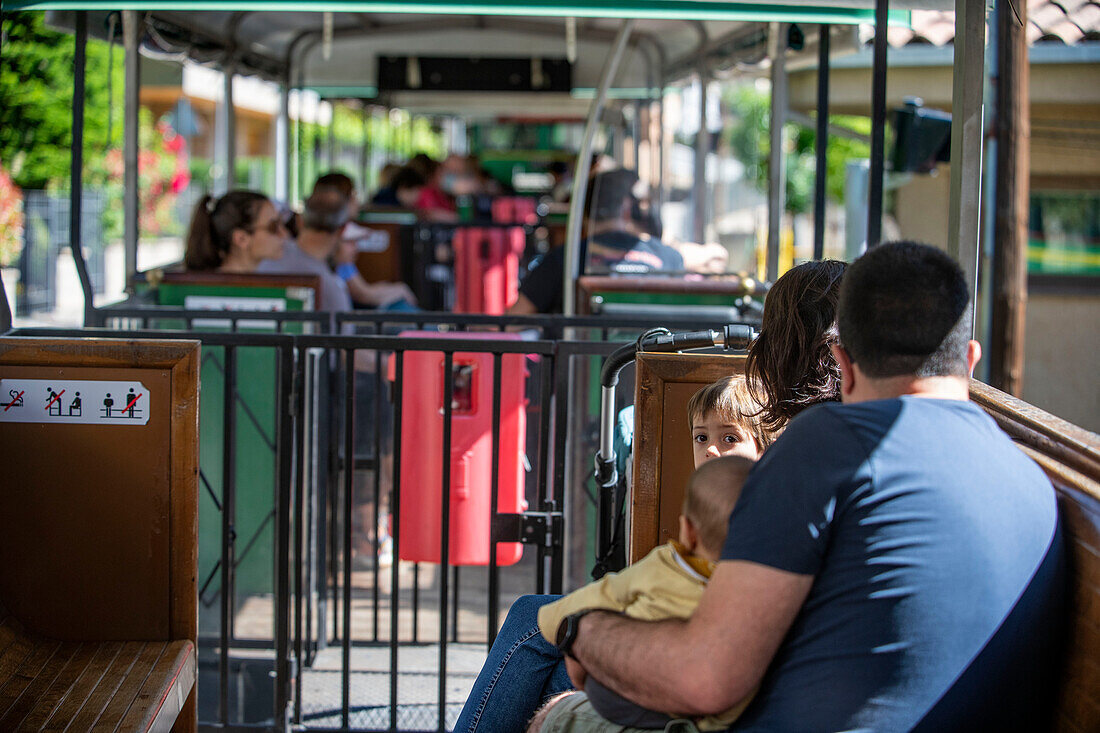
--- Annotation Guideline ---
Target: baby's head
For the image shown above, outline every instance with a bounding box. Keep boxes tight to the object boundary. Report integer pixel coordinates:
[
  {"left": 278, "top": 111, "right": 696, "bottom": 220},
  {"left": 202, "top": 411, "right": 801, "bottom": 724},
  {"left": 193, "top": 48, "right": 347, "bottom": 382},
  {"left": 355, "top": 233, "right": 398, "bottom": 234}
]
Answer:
[
  {"left": 679, "top": 455, "right": 756, "bottom": 562},
  {"left": 687, "top": 375, "right": 772, "bottom": 468}
]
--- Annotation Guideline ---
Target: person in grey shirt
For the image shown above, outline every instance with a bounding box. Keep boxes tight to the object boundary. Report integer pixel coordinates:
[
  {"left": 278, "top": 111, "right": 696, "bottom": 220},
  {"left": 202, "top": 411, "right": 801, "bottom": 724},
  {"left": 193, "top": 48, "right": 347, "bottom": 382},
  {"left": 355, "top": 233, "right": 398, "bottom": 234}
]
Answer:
[{"left": 258, "top": 189, "right": 352, "bottom": 312}]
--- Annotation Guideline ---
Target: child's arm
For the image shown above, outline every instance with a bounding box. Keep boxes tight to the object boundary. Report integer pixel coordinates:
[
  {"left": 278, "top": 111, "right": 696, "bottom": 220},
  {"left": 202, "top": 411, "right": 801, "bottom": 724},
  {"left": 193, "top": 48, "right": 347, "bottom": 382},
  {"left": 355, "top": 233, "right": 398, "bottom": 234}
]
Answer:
[{"left": 536, "top": 546, "right": 664, "bottom": 644}]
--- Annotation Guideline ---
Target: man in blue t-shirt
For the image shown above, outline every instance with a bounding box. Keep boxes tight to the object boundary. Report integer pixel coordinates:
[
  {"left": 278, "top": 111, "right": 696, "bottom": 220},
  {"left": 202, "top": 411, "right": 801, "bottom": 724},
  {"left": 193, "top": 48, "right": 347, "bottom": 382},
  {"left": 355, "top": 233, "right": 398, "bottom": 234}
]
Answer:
[{"left": 539, "top": 242, "right": 1064, "bottom": 732}]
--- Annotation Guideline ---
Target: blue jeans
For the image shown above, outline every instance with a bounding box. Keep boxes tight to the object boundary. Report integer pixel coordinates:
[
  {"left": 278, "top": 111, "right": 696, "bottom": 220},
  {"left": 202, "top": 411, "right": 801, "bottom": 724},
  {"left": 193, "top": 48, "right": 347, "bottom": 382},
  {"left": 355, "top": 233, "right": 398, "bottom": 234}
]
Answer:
[{"left": 453, "top": 594, "right": 574, "bottom": 733}]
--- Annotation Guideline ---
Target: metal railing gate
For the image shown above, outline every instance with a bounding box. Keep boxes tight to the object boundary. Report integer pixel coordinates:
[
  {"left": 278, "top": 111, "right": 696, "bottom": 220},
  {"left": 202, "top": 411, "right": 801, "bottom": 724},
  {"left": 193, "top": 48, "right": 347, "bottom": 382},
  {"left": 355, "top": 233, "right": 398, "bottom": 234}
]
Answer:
[{"left": 13, "top": 308, "right": 754, "bottom": 733}]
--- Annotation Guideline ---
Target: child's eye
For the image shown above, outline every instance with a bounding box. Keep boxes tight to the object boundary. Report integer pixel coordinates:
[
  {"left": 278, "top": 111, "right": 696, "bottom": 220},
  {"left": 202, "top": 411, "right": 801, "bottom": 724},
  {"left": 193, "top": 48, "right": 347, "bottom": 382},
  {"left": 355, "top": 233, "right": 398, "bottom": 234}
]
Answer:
[
  {"left": 722, "top": 433, "right": 743, "bottom": 444},
  {"left": 693, "top": 433, "right": 708, "bottom": 443}
]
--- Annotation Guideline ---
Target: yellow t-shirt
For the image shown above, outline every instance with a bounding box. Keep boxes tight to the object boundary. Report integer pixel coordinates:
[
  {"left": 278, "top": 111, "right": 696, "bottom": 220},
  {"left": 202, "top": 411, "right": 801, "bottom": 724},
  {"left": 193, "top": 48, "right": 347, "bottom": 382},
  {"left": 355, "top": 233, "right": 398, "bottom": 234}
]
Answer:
[{"left": 537, "top": 542, "right": 751, "bottom": 730}]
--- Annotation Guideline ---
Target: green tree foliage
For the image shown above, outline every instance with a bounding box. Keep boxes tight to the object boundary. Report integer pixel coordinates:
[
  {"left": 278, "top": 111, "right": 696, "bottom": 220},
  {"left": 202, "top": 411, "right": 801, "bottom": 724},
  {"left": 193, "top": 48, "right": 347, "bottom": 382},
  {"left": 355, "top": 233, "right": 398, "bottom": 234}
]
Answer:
[
  {"left": 723, "top": 84, "right": 871, "bottom": 214},
  {"left": 0, "top": 11, "right": 125, "bottom": 190}
]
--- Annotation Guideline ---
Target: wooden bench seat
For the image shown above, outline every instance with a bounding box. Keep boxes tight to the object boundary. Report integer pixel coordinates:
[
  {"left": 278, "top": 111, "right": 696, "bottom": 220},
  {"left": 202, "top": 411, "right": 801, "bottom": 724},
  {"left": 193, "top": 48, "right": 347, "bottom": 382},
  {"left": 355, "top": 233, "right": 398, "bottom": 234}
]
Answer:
[
  {"left": 0, "top": 338, "right": 201, "bottom": 733},
  {"left": 0, "top": 605, "right": 196, "bottom": 732}
]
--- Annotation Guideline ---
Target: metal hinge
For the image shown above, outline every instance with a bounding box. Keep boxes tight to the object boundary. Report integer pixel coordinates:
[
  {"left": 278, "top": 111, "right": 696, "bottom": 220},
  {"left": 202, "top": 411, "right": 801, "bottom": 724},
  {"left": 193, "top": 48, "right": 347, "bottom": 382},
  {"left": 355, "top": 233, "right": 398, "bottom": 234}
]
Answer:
[{"left": 493, "top": 511, "right": 563, "bottom": 548}]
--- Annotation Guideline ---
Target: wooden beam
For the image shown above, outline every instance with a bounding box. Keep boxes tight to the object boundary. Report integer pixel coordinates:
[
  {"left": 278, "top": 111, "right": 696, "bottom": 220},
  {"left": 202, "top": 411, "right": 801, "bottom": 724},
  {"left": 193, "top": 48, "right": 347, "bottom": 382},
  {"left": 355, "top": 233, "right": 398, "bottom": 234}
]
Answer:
[{"left": 990, "top": 0, "right": 1030, "bottom": 396}]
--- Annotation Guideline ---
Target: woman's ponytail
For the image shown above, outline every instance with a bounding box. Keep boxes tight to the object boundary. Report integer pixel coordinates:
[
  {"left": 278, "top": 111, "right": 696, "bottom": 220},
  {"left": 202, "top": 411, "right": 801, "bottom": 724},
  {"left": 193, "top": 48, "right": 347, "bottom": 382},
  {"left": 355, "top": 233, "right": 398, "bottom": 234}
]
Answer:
[{"left": 184, "top": 195, "right": 222, "bottom": 270}]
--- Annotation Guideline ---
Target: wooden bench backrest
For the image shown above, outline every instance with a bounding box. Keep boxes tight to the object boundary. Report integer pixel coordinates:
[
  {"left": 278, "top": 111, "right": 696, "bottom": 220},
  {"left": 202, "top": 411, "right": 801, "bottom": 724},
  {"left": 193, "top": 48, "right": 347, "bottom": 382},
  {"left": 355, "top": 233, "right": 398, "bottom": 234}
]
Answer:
[
  {"left": 630, "top": 353, "right": 746, "bottom": 561},
  {"left": 577, "top": 275, "right": 762, "bottom": 316},
  {"left": 0, "top": 338, "right": 199, "bottom": 644},
  {"left": 630, "top": 352, "right": 1100, "bottom": 731},
  {"left": 968, "top": 381, "right": 1100, "bottom": 733},
  {"left": 144, "top": 271, "right": 322, "bottom": 312}
]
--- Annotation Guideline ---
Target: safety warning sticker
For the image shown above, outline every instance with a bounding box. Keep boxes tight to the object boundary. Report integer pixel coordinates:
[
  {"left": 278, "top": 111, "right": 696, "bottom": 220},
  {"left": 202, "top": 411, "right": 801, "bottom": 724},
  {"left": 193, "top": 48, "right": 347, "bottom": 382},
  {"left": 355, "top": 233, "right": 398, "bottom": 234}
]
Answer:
[{"left": 0, "top": 378, "right": 150, "bottom": 426}]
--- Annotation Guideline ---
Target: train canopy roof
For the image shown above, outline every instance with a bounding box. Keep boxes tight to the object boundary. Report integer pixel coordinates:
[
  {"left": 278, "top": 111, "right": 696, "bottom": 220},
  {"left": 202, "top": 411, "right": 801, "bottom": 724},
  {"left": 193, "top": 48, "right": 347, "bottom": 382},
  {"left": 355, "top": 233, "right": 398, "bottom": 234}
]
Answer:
[{"left": 23, "top": 1, "right": 929, "bottom": 115}]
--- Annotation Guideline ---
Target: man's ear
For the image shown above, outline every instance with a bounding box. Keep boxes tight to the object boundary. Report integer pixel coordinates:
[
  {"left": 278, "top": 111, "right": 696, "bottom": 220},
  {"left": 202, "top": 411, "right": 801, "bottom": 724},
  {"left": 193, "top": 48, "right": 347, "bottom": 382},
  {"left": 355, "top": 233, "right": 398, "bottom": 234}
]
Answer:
[
  {"left": 966, "top": 339, "right": 982, "bottom": 377},
  {"left": 830, "top": 344, "right": 857, "bottom": 399}
]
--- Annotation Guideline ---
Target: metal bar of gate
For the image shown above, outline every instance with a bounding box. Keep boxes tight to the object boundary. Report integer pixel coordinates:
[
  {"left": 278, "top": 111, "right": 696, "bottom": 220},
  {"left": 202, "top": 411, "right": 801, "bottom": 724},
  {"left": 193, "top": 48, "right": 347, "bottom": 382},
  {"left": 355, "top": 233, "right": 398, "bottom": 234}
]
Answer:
[
  {"left": 389, "top": 350, "right": 405, "bottom": 729},
  {"left": 220, "top": 345, "right": 238, "bottom": 725},
  {"left": 868, "top": 0, "right": 889, "bottom": 247},
  {"left": 439, "top": 351, "right": 455, "bottom": 732},
  {"left": 275, "top": 344, "right": 295, "bottom": 727},
  {"left": 341, "top": 352, "right": 355, "bottom": 729},
  {"left": 541, "top": 349, "right": 562, "bottom": 595},
  {"left": 372, "top": 350, "right": 383, "bottom": 642},
  {"left": 487, "top": 353, "right": 503, "bottom": 646}
]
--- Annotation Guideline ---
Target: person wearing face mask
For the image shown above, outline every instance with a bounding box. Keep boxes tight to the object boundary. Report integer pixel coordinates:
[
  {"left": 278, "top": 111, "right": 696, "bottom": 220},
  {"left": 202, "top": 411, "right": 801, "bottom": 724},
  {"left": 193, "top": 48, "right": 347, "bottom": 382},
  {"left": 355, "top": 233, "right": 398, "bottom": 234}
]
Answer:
[
  {"left": 411, "top": 155, "right": 458, "bottom": 222},
  {"left": 256, "top": 189, "right": 353, "bottom": 312},
  {"left": 184, "top": 190, "right": 288, "bottom": 273}
]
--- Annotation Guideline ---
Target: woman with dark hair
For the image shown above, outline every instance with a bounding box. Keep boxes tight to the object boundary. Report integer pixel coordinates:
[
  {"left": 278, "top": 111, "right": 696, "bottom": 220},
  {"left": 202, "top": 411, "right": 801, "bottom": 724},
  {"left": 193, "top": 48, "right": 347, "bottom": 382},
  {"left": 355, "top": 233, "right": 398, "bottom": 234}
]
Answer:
[
  {"left": 184, "top": 190, "right": 287, "bottom": 272},
  {"left": 745, "top": 259, "right": 848, "bottom": 432}
]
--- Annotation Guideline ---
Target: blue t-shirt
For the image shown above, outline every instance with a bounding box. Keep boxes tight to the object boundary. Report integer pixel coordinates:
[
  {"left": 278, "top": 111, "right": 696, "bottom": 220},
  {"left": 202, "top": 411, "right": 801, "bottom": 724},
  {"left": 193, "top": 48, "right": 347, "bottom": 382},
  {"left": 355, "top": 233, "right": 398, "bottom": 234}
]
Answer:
[{"left": 722, "top": 397, "right": 1064, "bottom": 732}]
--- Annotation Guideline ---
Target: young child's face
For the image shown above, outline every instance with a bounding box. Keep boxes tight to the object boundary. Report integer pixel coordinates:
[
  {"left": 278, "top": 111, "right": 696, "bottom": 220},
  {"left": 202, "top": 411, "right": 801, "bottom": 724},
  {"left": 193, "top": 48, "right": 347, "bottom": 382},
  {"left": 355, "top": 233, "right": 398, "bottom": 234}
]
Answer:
[{"left": 691, "top": 409, "right": 762, "bottom": 467}]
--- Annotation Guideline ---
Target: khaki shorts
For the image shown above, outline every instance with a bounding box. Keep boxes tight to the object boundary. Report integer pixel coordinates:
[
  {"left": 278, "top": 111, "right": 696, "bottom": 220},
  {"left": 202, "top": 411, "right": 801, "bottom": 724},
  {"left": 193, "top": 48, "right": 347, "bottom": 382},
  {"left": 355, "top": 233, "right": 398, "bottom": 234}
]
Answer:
[{"left": 540, "top": 692, "right": 702, "bottom": 733}]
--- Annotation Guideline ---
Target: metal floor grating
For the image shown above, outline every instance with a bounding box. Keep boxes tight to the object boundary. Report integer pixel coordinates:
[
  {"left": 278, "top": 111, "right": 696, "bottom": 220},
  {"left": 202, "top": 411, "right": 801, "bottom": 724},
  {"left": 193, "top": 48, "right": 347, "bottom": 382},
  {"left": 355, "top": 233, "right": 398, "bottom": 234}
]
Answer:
[{"left": 297, "top": 643, "right": 485, "bottom": 731}]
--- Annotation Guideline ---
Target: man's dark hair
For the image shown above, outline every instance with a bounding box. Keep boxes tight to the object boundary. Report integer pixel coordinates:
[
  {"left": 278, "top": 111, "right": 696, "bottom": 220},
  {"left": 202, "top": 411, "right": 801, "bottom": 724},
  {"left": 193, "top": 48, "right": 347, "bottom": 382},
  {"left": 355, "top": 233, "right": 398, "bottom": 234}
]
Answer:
[
  {"left": 584, "top": 169, "right": 639, "bottom": 222},
  {"left": 837, "top": 241, "right": 971, "bottom": 378},
  {"left": 313, "top": 171, "right": 355, "bottom": 199},
  {"left": 390, "top": 166, "right": 426, "bottom": 192},
  {"left": 302, "top": 190, "right": 350, "bottom": 234}
]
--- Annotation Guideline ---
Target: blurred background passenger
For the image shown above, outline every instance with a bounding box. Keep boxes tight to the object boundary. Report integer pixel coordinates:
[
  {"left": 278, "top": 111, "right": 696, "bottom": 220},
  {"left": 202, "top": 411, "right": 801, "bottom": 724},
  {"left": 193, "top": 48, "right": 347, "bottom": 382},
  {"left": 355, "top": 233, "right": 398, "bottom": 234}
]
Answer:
[
  {"left": 184, "top": 190, "right": 287, "bottom": 273},
  {"left": 507, "top": 168, "right": 684, "bottom": 314},
  {"left": 257, "top": 188, "right": 352, "bottom": 312},
  {"left": 371, "top": 166, "right": 426, "bottom": 209},
  {"left": 314, "top": 172, "right": 419, "bottom": 310}
]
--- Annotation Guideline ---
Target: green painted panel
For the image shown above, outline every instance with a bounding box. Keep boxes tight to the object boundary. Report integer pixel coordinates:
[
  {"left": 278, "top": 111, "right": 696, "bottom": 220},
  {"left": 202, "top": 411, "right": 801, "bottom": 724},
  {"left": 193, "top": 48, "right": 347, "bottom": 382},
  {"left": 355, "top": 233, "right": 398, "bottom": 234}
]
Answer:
[{"left": 10, "top": 1, "right": 911, "bottom": 26}]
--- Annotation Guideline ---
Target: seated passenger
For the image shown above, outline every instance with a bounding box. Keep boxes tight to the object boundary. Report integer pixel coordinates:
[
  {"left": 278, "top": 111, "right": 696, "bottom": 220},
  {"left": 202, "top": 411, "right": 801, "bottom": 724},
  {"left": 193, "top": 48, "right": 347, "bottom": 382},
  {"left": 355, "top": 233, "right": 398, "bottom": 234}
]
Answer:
[
  {"left": 538, "top": 455, "right": 759, "bottom": 731},
  {"left": 184, "top": 190, "right": 287, "bottom": 273},
  {"left": 454, "top": 374, "right": 773, "bottom": 733},
  {"left": 370, "top": 166, "right": 426, "bottom": 209},
  {"left": 531, "top": 242, "right": 1064, "bottom": 733},
  {"left": 313, "top": 172, "right": 418, "bottom": 310},
  {"left": 507, "top": 169, "right": 685, "bottom": 314},
  {"left": 409, "top": 154, "right": 458, "bottom": 222},
  {"left": 256, "top": 189, "right": 352, "bottom": 312}
]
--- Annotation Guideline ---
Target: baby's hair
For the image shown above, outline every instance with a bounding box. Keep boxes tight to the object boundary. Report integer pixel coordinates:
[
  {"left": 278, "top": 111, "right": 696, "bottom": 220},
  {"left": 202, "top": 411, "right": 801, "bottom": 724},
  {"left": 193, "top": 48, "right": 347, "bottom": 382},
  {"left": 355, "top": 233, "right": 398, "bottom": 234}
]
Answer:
[
  {"left": 682, "top": 456, "right": 756, "bottom": 556},
  {"left": 745, "top": 259, "right": 848, "bottom": 432},
  {"left": 686, "top": 375, "right": 773, "bottom": 451}
]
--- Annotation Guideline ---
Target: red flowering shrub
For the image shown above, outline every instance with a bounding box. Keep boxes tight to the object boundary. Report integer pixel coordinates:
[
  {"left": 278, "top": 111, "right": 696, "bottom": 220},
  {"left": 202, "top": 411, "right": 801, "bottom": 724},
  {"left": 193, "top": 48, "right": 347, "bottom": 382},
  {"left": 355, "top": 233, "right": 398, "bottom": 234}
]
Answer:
[{"left": 0, "top": 165, "right": 24, "bottom": 267}]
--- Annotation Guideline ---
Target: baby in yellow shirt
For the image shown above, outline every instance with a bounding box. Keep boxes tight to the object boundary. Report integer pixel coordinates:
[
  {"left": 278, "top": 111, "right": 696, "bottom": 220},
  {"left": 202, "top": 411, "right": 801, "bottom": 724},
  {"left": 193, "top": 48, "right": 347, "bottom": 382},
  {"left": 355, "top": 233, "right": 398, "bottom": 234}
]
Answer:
[{"left": 539, "top": 376, "right": 772, "bottom": 730}]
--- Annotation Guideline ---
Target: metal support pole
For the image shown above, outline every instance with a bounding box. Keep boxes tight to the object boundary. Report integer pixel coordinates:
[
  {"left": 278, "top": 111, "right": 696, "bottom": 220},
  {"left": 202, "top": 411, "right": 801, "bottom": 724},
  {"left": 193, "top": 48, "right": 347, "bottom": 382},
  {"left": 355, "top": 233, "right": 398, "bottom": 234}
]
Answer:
[
  {"left": 868, "top": 0, "right": 889, "bottom": 247},
  {"left": 656, "top": 77, "right": 666, "bottom": 208},
  {"left": 564, "top": 19, "right": 634, "bottom": 316},
  {"left": 766, "top": 22, "right": 787, "bottom": 283},
  {"left": 991, "top": 0, "right": 1029, "bottom": 394},
  {"left": 360, "top": 106, "right": 371, "bottom": 193},
  {"left": 693, "top": 68, "right": 709, "bottom": 244},
  {"left": 70, "top": 12, "right": 96, "bottom": 325},
  {"left": 275, "top": 80, "right": 290, "bottom": 201},
  {"left": 327, "top": 107, "right": 337, "bottom": 170},
  {"left": 813, "top": 24, "right": 831, "bottom": 261},
  {"left": 947, "top": 0, "right": 988, "bottom": 325},
  {"left": 122, "top": 10, "right": 141, "bottom": 290},
  {"left": 216, "top": 62, "right": 238, "bottom": 194}
]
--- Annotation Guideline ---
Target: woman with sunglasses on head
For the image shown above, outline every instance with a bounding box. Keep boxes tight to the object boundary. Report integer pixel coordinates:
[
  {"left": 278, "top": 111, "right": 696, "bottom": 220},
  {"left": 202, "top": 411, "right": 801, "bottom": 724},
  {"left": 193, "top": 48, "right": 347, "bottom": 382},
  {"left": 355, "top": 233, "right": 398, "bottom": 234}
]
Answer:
[{"left": 184, "top": 190, "right": 288, "bottom": 273}]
